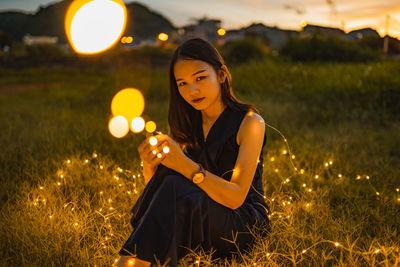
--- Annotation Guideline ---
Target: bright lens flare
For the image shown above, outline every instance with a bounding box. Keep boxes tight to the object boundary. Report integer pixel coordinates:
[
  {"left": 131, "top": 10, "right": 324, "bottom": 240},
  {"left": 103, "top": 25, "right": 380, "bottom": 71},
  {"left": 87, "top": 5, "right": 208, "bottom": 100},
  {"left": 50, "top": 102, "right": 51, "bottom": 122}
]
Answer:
[
  {"left": 111, "top": 88, "right": 145, "bottom": 121},
  {"left": 108, "top": 116, "right": 129, "bottom": 138},
  {"left": 131, "top": 117, "right": 145, "bottom": 133},
  {"left": 145, "top": 121, "right": 157, "bottom": 133},
  {"left": 163, "top": 146, "right": 170, "bottom": 154},
  {"left": 65, "top": 0, "right": 127, "bottom": 54}
]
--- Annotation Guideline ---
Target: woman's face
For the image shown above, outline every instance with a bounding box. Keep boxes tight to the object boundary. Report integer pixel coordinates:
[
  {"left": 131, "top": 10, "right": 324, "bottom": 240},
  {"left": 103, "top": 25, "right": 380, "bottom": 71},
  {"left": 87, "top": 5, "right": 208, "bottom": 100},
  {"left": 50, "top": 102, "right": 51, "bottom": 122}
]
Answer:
[{"left": 174, "top": 59, "right": 223, "bottom": 110}]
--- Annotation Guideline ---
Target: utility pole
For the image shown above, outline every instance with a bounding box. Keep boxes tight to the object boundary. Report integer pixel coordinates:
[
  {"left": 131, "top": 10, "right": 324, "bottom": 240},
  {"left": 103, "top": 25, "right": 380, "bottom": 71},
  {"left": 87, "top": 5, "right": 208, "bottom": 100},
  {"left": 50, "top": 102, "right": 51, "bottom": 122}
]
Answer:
[{"left": 383, "top": 14, "right": 389, "bottom": 54}]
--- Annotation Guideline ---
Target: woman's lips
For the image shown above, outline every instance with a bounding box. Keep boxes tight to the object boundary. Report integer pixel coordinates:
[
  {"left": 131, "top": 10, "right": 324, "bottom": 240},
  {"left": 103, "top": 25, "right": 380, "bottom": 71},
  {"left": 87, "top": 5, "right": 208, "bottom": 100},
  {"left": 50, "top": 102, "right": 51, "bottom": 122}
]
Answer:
[{"left": 192, "top": 97, "right": 205, "bottom": 103}]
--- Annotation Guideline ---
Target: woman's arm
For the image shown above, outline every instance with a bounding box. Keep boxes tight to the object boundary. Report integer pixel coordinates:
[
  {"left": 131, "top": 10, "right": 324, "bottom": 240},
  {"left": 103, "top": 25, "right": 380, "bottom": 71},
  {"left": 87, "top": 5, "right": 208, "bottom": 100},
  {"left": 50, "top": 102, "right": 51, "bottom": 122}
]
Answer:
[
  {"left": 179, "top": 112, "right": 265, "bottom": 210},
  {"left": 142, "top": 161, "right": 157, "bottom": 185}
]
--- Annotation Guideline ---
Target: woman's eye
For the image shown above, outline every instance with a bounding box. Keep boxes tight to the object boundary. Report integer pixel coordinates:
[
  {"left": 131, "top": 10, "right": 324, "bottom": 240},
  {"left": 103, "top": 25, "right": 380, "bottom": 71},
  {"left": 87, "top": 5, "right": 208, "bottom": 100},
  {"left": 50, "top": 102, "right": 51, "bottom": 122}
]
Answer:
[
  {"left": 178, "top": 82, "right": 186, "bottom": 87},
  {"left": 196, "top": 76, "right": 205, "bottom": 81}
]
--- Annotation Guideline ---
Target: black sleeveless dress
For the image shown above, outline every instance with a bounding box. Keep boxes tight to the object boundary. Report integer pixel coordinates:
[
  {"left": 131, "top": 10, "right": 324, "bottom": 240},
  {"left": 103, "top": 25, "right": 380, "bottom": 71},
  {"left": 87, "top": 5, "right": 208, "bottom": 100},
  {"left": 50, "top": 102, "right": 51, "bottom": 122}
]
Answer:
[{"left": 118, "top": 106, "right": 271, "bottom": 266}]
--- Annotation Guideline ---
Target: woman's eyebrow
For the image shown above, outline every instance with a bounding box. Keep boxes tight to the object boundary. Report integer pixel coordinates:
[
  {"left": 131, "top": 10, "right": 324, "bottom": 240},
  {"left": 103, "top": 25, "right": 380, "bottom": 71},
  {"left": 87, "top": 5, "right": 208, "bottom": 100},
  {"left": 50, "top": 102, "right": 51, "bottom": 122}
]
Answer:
[{"left": 176, "top": 70, "right": 206, "bottom": 82}]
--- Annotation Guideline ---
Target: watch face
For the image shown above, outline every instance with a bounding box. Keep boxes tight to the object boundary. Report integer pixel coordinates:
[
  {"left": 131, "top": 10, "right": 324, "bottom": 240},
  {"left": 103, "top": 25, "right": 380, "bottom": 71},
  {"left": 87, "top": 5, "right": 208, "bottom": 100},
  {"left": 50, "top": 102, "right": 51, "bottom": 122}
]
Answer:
[{"left": 193, "top": 173, "right": 204, "bottom": 184}]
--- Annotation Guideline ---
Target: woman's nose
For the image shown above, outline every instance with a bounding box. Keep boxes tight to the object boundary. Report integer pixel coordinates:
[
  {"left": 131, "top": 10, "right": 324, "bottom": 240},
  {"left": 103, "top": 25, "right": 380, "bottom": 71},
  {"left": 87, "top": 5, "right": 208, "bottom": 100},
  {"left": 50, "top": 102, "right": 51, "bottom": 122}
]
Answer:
[{"left": 189, "top": 84, "right": 199, "bottom": 94}]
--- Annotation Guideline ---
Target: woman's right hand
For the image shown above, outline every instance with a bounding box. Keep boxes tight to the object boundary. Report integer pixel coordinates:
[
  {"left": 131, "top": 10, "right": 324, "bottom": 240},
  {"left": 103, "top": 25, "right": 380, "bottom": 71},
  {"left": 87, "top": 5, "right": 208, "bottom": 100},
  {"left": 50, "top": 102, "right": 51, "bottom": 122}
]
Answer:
[{"left": 138, "top": 136, "right": 168, "bottom": 172}]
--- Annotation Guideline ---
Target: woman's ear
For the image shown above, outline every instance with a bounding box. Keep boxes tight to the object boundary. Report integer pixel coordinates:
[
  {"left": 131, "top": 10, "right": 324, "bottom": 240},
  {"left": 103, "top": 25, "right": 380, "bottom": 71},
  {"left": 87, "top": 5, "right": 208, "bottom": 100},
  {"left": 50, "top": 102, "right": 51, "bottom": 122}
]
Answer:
[{"left": 218, "top": 64, "right": 228, "bottom": 83}]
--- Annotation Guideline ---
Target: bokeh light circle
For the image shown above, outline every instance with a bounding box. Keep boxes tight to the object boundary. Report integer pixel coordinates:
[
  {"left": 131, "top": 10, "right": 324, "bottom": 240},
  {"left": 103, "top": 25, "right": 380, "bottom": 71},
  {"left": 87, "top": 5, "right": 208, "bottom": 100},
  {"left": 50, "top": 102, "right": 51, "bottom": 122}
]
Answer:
[
  {"left": 65, "top": 0, "right": 127, "bottom": 54},
  {"left": 108, "top": 116, "right": 129, "bottom": 138},
  {"left": 131, "top": 117, "right": 145, "bottom": 133},
  {"left": 149, "top": 137, "right": 158, "bottom": 146},
  {"left": 111, "top": 88, "right": 145, "bottom": 122},
  {"left": 163, "top": 146, "right": 170, "bottom": 154},
  {"left": 145, "top": 121, "right": 157, "bottom": 133}
]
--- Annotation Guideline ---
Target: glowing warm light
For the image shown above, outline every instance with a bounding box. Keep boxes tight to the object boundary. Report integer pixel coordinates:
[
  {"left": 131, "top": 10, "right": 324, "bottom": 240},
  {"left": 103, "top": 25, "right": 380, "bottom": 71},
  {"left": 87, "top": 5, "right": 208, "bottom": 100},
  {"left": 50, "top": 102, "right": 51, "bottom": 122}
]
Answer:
[
  {"left": 125, "top": 36, "right": 133, "bottom": 43},
  {"left": 158, "top": 33, "right": 168, "bottom": 41},
  {"left": 149, "top": 136, "right": 158, "bottom": 146},
  {"left": 163, "top": 146, "right": 170, "bottom": 154},
  {"left": 157, "top": 153, "right": 162, "bottom": 159},
  {"left": 121, "top": 36, "right": 126, "bottom": 43},
  {"left": 128, "top": 259, "right": 134, "bottom": 265},
  {"left": 270, "top": 157, "right": 275, "bottom": 162},
  {"left": 217, "top": 28, "right": 226, "bottom": 36},
  {"left": 283, "top": 150, "right": 287, "bottom": 155},
  {"left": 131, "top": 117, "right": 145, "bottom": 133},
  {"left": 108, "top": 116, "right": 129, "bottom": 138},
  {"left": 152, "top": 150, "right": 157, "bottom": 155},
  {"left": 335, "top": 242, "right": 340, "bottom": 247},
  {"left": 315, "top": 175, "right": 319, "bottom": 179},
  {"left": 111, "top": 88, "right": 145, "bottom": 121},
  {"left": 65, "top": 0, "right": 127, "bottom": 54},
  {"left": 145, "top": 121, "right": 157, "bottom": 133}
]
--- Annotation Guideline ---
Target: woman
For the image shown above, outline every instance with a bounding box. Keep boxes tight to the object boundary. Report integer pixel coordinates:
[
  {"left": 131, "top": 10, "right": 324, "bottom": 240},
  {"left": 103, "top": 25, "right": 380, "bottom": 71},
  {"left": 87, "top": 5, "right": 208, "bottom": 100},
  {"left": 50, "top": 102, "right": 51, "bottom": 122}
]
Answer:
[{"left": 115, "top": 38, "right": 271, "bottom": 267}]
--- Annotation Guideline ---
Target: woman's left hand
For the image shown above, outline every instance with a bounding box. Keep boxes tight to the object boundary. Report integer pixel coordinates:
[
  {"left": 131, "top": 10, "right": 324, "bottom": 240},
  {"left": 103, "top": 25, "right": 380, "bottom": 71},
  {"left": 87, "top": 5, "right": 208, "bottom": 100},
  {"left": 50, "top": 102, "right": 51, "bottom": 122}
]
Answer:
[{"left": 154, "top": 134, "right": 186, "bottom": 172}]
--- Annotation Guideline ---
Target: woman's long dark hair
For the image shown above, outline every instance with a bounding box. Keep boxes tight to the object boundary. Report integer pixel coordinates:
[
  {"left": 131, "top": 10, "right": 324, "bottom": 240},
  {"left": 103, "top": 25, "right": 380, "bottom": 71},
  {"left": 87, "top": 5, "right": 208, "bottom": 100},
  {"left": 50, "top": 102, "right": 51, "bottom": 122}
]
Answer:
[{"left": 168, "top": 38, "right": 259, "bottom": 152}]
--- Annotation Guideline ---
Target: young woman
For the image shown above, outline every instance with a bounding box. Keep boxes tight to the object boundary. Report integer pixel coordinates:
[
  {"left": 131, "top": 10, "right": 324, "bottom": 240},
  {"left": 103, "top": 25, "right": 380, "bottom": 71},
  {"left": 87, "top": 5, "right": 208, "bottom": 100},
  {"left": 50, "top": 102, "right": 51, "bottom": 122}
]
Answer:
[{"left": 115, "top": 38, "right": 271, "bottom": 267}]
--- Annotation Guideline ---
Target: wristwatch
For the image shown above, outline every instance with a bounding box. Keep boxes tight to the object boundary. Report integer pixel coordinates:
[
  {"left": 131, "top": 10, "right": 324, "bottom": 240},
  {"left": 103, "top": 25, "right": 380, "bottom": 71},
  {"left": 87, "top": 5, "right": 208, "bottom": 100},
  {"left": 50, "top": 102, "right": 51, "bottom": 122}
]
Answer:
[{"left": 192, "top": 163, "right": 206, "bottom": 184}]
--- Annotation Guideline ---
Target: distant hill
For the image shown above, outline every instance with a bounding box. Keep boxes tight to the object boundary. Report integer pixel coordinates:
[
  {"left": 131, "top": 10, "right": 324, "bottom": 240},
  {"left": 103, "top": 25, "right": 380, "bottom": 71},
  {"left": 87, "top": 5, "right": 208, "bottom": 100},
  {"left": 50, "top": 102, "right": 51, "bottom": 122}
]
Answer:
[{"left": 0, "top": 0, "right": 176, "bottom": 43}]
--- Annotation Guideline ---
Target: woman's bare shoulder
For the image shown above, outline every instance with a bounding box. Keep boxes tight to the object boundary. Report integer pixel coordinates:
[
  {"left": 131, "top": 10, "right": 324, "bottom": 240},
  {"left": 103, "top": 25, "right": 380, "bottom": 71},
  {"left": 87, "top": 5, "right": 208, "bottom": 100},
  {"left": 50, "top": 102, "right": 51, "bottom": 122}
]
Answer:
[{"left": 236, "top": 111, "right": 265, "bottom": 146}]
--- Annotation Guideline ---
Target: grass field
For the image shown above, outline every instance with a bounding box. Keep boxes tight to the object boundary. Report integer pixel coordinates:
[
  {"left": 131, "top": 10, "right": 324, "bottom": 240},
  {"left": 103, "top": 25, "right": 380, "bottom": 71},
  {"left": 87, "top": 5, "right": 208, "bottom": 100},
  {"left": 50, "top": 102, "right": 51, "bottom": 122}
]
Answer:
[{"left": 0, "top": 58, "right": 399, "bottom": 266}]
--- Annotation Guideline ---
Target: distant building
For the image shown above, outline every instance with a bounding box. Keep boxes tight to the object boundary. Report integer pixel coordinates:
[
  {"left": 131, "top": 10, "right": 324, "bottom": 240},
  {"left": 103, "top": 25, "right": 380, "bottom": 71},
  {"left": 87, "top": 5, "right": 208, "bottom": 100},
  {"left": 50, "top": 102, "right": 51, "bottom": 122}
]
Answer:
[{"left": 23, "top": 34, "right": 58, "bottom": 45}]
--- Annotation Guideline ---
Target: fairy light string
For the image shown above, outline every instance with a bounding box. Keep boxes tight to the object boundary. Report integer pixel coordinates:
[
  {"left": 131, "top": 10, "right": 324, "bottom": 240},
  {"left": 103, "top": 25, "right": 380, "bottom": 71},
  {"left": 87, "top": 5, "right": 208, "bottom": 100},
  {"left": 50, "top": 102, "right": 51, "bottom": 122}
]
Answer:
[{"left": 27, "top": 120, "right": 399, "bottom": 264}]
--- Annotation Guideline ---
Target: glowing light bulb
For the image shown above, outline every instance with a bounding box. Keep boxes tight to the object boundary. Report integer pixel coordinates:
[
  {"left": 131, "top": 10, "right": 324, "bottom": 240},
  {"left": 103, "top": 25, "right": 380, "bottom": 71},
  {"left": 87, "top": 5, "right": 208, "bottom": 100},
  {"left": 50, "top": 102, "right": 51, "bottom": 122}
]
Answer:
[
  {"left": 335, "top": 242, "right": 340, "bottom": 247},
  {"left": 157, "top": 153, "right": 162, "bottom": 159},
  {"left": 217, "top": 28, "right": 226, "bottom": 36},
  {"left": 163, "top": 146, "right": 170, "bottom": 154},
  {"left": 149, "top": 137, "right": 158, "bottom": 146},
  {"left": 315, "top": 175, "right": 319, "bottom": 179},
  {"left": 158, "top": 33, "right": 168, "bottom": 41},
  {"left": 152, "top": 150, "right": 157, "bottom": 155}
]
